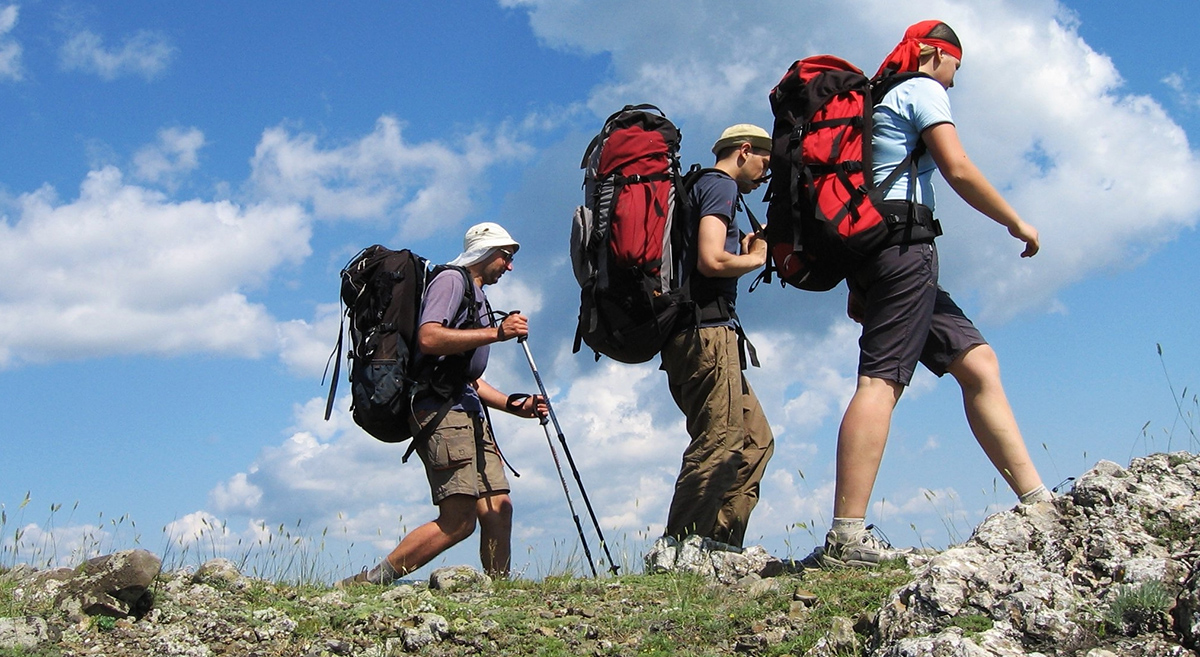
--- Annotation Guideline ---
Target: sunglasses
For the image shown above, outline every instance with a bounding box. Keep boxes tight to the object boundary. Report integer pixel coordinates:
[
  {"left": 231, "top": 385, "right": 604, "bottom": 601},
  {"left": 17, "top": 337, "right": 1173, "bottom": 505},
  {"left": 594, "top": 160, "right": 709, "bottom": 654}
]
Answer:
[{"left": 497, "top": 248, "right": 515, "bottom": 263}]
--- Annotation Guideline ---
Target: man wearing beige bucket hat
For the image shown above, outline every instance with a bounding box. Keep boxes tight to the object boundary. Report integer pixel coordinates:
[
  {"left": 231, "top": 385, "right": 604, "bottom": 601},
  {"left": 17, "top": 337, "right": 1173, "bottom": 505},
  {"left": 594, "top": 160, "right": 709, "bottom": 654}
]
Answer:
[
  {"left": 339, "top": 222, "right": 546, "bottom": 587},
  {"left": 659, "top": 124, "right": 776, "bottom": 548}
]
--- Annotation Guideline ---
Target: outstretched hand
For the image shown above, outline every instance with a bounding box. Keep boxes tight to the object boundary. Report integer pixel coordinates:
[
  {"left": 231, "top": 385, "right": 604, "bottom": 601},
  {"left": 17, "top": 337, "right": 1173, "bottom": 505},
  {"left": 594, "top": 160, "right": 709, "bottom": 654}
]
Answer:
[{"left": 1010, "top": 220, "right": 1040, "bottom": 258}]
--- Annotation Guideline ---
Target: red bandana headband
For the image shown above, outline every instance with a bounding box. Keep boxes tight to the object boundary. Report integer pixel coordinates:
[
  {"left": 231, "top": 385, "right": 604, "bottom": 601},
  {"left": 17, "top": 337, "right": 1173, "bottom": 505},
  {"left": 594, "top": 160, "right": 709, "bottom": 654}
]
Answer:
[{"left": 874, "top": 20, "right": 963, "bottom": 79}]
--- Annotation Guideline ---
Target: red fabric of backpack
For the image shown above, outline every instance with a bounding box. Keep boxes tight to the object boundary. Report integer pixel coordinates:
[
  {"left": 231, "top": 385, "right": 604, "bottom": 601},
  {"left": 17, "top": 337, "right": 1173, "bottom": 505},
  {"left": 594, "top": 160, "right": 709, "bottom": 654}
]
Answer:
[
  {"left": 763, "top": 56, "right": 929, "bottom": 291},
  {"left": 570, "top": 104, "right": 692, "bottom": 364},
  {"left": 597, "top": 126, "right": 673, "bottom": 272}
]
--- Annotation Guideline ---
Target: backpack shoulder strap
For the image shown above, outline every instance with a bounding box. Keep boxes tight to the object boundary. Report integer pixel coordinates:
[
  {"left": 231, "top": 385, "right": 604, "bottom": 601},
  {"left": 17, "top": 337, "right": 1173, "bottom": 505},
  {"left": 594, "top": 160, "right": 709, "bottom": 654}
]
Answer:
[
  {"left": 870, "top": 71, "right": 933, "bottom": 103},
  {"left": 429, "top": 264, "right": 481, "bottom": 329},
  {"left": 867, "top": 71, "right": 935, "bottom": 203},
  {"left": 682, "top": 165, "right": 723, "bottom": 190}
]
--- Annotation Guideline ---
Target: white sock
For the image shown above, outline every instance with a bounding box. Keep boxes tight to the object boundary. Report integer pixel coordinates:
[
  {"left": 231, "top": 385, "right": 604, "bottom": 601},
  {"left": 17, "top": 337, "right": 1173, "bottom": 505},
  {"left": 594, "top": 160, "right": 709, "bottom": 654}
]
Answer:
[
  {"left": 830, "top": 517, "right": 865, "bottom": 540},
  {"left": 1019, "top": 485, "right": 1052, "bottom": 504}
]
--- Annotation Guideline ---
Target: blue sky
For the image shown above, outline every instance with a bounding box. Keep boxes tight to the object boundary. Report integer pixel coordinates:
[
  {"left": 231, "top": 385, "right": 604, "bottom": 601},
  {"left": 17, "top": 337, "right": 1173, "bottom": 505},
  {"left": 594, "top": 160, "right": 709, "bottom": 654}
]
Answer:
[{"left": 2, "top": 0, "right": 1199, "bottom": 580}]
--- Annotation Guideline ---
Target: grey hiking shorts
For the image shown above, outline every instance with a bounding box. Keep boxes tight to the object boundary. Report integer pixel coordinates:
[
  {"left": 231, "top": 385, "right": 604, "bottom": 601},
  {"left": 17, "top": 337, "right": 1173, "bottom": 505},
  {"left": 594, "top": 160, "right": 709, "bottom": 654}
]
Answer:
[{"left": 850, "top": 241, "right": 985, "bottom": 386}]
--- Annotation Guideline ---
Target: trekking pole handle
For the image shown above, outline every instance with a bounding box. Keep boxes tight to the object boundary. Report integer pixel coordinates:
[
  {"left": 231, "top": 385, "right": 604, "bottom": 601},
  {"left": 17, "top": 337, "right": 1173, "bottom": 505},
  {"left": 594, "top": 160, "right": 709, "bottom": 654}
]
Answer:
[{"left": 510, "top": 308, "right": 527, "bottom": 344}]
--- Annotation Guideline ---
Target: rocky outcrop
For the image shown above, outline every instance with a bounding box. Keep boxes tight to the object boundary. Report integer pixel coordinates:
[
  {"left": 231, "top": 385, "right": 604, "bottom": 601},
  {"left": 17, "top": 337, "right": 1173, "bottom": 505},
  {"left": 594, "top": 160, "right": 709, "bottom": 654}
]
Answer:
[
  {"left": 643, "top": 534, "right": 789, "bottom": 584},
  {"left": 870, "top": 451, "right": 1200, "bottom": 656}
]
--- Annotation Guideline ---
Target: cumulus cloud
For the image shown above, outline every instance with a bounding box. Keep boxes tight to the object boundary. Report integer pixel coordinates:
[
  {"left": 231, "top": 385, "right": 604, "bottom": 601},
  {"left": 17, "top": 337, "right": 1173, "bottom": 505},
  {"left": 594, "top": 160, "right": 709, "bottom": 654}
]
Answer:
[
  {"left": 0, "top": 166, "right": 310, "bottom": 366},
  {"left": 276, "top": 303, "right": 343, "bottom": 379},
  {"left": 133, "top": 126, "right": 206, "bottom": 185},
  {"left": 1163, "top": 71, "right": 1200, "bottom": 110},
  {"left": 207, "top": 396, "right": 426, "bottom": 549},
  {"left": 0, "top": 4, "right": 22, "bottom": 81},
  {"left": 508, "top": 0, "right": 1200, "bottom": 320},
  {"left": 0, "top": 520, "right": 117, "bottom": 568},
  {"left": 200, "top": 359, "right": 683, "bottom": 563},
  {"left": 59, "top": 28, "right": 175, "bottom": 81},
  {"left": 248, "top": 116, "right": 535, "bottom": 239},
  {"left": 0, "top": 112, "right": 539, "bottom": 370}
]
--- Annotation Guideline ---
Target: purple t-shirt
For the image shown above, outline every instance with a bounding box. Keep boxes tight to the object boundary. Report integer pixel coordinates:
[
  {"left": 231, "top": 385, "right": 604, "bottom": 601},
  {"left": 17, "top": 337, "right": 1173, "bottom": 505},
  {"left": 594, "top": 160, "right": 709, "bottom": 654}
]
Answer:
[{"left": 415, "top": 268, "right": 490, "bottom": 413}]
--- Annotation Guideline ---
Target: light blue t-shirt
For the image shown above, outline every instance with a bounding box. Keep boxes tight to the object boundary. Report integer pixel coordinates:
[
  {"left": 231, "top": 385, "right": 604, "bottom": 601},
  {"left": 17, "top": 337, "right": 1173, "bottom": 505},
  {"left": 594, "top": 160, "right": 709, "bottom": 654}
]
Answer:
[{"left": 872, "top": 76, "right": 954, "bottom": 209}]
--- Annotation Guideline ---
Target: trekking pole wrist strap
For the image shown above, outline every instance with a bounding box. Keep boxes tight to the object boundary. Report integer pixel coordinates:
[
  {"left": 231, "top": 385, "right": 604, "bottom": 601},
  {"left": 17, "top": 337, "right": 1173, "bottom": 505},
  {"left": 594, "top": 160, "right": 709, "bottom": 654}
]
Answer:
[{"left": 506, "top": 393, "right": 531, "bottom": 414}]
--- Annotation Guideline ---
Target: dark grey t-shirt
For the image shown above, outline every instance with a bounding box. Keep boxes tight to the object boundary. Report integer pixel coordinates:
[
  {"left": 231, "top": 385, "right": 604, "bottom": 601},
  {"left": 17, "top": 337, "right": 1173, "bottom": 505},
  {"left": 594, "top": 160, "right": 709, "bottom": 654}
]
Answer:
[
  {"left": 414, "top": 268, "right": 490, "bottom": 413},
  {"left": 683, "top": 170, "right": 740, "bottom": 328}
]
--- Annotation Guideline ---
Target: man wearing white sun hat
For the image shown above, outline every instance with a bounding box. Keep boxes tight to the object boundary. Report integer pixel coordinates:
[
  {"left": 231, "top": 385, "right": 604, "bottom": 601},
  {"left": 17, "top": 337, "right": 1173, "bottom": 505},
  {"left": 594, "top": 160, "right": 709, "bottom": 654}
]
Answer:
[{"left": 340, "top": 222, "right": 546, "bottom": 587}]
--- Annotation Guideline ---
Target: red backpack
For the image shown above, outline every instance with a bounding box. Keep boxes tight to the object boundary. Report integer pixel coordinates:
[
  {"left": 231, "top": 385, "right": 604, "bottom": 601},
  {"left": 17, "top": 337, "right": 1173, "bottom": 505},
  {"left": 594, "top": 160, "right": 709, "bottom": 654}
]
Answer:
[
  {"left": 762, "top": 56, "right": 938, "bottom": 291},
  {"left": 570, "top": 104, "right": 693, "bottom": 363}
]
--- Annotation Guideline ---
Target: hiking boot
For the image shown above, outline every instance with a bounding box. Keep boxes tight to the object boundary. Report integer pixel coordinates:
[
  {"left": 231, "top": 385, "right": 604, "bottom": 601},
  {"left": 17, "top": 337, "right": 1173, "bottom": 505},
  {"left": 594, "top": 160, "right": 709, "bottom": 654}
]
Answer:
[
  {"left": 819, "top": 525, "right": 910, "bottom": 568},
  {"left": 335, "top": 568, "right": 372, "bottom": 590}
]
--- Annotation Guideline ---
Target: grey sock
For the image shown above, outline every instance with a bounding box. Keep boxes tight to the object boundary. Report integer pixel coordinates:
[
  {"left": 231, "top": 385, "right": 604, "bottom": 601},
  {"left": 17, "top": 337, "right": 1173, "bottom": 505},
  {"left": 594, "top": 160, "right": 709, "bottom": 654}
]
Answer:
[{"left": 366, "top": 559, "right": 400, "bottom": 585}]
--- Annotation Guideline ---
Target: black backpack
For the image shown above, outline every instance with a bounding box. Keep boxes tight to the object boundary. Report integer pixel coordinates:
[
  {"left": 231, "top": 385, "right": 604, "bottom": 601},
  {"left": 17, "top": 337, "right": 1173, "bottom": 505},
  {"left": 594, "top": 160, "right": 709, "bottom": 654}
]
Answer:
[
  {"left": 570, "top": 104, "right": 695, "bottom": 364},
  {"left": 324, "top": 246, "right": 476, "bottom": 455}
]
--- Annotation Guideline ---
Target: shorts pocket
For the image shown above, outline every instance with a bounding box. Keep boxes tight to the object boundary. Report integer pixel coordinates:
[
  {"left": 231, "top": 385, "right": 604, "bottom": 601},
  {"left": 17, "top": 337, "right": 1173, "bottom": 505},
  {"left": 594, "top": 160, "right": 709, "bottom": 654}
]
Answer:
[{"left": 427, "top": 422, "right": 474, "bottom": 471}]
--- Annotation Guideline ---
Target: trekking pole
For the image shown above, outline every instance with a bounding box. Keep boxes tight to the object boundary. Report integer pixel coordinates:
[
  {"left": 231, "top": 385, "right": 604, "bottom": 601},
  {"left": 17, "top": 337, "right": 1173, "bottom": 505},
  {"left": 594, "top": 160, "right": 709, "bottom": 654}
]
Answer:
[
  {"left": 534, "top": 413, "right": 599, "bottom": 578},
  {"left": 517, "top": 335, "right": 620, "bottom": 575}
]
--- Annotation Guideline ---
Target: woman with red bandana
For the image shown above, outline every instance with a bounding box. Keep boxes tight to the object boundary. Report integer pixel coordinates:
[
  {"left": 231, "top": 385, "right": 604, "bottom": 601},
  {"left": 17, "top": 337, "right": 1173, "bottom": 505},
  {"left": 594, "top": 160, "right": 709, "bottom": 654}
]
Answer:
[{"left": 820, "top": 21, "right": 1051, "bottom": 568}]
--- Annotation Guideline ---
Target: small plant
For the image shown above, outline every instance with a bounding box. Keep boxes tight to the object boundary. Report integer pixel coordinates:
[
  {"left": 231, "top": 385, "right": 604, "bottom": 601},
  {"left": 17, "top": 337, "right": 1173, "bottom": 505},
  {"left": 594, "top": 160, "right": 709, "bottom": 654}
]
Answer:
[
  {"left": 1103, "top": 580, "right": 1173, "bottom": 636},
  {"left": 91, "top": 615, "right": 118, "bottom": 632},
  {"left": 948, "top": 612, "right": 993, "bottom": 637},
  {"left": 1142, "top": 513, "right": 1194, "bottom": 548}
]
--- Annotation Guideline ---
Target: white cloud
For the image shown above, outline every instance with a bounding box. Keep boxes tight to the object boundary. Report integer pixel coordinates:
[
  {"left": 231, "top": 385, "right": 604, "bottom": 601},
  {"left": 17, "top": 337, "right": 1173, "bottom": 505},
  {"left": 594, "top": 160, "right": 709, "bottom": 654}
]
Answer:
[
  {"left": 277, "top": 303, "right": 342, "bottom": 379},
  {"left": 209, "top": 473, "right": 263, "bottom": 514},
  {"left": 205, "top": 395, "right": 454, "bottom": 553},
  {"left": 248, "top": 116, "right": 535, "bottom": 238},
  {"left": 0, "top": 4, "right": 22, "bottom": 81},
  {"left": 133, "top": 127, "right": 206, "bottom": 185},
  {"left": 0, "top": 166, "right": 310, "bottom": 366},
  {"left": 509, "top": 0, "right": 1200, "bottom": 320},
  {"left": 1163, "top": 71, "right": 1200, "bottom": 109},
  {"left": 481, "top": 273, "right": 545, "bottom": 321},
  {"left": 162, "top": 511, "right": 232, "bottom": 549},
  {"left": 59, "top": 28, "right": 175, "bottom": 81},
  {"left": 0, "top": 114, "right": 545, "bottom": 369}
]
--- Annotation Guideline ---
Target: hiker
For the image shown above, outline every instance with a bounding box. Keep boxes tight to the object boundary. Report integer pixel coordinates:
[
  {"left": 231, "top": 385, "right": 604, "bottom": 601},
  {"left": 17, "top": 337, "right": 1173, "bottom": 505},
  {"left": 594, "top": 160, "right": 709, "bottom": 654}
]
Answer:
[
  {"left": 820, "top": 21, "right": 1052, "bottom": 568},
  {"left": 660, "top": 125, "right": 776, "bottom": 548},
  {"left": 339, "top": 222, "right": 546, "bottom": 587}
]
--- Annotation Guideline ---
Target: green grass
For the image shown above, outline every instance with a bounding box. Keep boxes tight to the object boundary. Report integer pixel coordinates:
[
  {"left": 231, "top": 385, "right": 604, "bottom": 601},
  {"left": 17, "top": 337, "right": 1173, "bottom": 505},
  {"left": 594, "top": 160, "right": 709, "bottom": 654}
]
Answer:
[
  {"left": 947, "top": 612, "right": 993, "bottom": 637},
  {"left": 315, "top": 568, "right": 910, "bottom": 656}
]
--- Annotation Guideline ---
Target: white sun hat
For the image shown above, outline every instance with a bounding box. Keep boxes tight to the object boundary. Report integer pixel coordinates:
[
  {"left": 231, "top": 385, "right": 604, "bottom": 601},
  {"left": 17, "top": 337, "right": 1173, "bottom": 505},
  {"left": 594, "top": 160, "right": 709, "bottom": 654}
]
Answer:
[{"left": 448, "top": 222, "right": 520, "bottom": 267}]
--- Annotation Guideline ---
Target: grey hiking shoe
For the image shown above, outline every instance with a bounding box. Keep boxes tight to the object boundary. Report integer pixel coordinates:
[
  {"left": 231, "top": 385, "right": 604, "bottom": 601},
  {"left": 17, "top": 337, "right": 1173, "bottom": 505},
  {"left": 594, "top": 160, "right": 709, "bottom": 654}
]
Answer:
[{"left": 819, "top": 525, "right": 911, "bottom": 568}]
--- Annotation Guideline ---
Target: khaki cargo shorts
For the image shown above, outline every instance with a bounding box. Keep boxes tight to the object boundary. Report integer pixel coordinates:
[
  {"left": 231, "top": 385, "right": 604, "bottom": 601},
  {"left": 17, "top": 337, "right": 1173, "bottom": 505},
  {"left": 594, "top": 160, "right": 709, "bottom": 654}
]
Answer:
[{"left": 414, "top": 409, "right": 510, "bottom": 505}]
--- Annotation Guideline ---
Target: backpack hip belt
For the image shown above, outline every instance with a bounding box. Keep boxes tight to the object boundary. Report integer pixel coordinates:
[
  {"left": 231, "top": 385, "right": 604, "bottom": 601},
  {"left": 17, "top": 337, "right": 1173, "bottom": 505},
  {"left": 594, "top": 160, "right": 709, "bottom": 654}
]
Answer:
[{"left": 876, "top": 199, "right": 943, "bottom": 247}]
